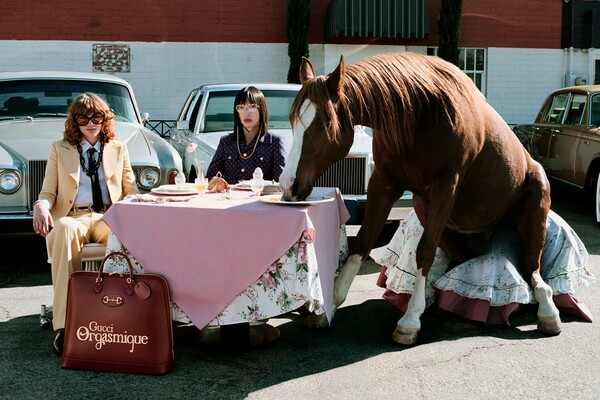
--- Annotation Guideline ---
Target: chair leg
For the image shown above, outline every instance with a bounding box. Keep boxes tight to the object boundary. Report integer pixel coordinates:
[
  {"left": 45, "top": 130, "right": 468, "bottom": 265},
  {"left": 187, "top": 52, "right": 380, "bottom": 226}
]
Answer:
[{"left": 40, "top": 304, "right": 52, "bottom": 329}]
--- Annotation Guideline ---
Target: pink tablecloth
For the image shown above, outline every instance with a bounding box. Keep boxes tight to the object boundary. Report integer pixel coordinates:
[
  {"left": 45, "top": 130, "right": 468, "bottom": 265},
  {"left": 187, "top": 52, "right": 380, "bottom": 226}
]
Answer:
[{"left": 102, "top": 187, "right": 350, "bottom": 330}]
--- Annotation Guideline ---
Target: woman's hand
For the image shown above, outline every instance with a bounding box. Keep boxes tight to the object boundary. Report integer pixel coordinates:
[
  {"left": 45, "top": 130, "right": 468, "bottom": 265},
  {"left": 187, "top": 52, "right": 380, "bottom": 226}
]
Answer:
[
  {"left": 208, "top": 176, "right": 230, "bottom": 192},
  {"left": 32, "top": 201, "right": 53, "bottom": 237}
]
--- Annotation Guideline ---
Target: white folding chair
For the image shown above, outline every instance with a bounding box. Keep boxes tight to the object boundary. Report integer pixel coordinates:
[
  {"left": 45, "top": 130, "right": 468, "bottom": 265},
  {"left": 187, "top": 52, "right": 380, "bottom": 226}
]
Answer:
[{"left": 40, "top": 242, "right": 107, "bottom": 328}]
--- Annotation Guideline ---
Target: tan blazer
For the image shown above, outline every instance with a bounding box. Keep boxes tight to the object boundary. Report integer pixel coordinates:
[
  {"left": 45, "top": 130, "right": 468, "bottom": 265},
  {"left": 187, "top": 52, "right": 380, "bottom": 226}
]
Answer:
[{"left": 38, "top": 139, "right": 139, "bottom": 221}]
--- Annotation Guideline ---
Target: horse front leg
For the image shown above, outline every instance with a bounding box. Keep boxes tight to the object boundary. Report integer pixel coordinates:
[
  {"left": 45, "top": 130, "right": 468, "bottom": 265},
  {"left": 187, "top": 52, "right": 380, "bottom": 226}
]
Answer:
[
  {"left": 303, "top": 171, "right": 400, "bottom": 328},
  {"left": 393, "top": 176, "right": 458, "bottom": 345},
  {"left": 393, "top": 270, "right": 427, "bottom": 344}
]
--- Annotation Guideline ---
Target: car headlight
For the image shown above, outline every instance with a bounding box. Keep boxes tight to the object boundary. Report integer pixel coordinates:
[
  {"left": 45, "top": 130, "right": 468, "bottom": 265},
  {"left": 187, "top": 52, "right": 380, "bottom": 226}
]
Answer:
[
  {"left": 0, "top": 169, "right": 22, "bottom": 194},
  {"left": 134, "top": 167, "right": 160, "bottom": 191}
]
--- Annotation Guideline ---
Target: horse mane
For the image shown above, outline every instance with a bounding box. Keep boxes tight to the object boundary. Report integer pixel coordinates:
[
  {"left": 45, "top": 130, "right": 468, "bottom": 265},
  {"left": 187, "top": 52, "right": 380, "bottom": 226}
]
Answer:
[{"left": 291, "top": 52, "right": 485, "bottom": 153}]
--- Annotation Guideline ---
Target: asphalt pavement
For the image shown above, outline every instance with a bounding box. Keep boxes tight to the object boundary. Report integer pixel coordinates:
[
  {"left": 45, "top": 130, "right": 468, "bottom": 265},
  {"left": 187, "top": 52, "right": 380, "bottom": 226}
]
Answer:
[{"left": 1, "top": 182, "right": 599, "bottom": 399}]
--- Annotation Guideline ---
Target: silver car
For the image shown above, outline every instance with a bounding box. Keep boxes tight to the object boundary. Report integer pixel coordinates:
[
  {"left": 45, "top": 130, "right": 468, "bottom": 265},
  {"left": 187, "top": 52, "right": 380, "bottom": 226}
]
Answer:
[
  {"left": 0, "top": 71, "right": 183, "bottom": 233},
  {"left": 168, "top": 83, "right": 383, "bottom": 223}
]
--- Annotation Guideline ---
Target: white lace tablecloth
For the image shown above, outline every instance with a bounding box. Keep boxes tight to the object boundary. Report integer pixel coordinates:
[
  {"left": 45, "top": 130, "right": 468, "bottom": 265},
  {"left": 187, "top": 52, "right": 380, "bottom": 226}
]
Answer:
[{"left": 103, "top": 228, "right": 348, "bottom": 326}]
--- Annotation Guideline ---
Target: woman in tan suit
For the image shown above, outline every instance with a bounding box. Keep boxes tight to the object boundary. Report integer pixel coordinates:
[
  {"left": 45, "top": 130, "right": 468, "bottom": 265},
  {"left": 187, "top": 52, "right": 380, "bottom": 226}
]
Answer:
[{"left": 32, "top": 93, "right": 139, "bottom": 354}]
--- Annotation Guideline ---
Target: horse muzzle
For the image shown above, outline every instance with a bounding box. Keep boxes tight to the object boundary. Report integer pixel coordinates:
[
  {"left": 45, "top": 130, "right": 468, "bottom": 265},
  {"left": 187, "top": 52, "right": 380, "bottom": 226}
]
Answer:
[{"left": 281, "top": 179, "right": 313, "bottom": 202}]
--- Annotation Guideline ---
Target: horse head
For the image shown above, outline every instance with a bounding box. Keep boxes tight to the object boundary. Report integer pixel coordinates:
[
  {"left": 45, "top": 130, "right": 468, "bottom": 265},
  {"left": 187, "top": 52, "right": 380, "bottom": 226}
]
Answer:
[{"left": 279, "top": 56, "right": 355, "bottom": 201}]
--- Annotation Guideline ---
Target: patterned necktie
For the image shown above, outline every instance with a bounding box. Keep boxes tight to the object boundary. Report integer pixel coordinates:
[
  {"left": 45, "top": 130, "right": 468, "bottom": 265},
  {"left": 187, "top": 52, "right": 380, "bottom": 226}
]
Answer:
[{"left": 87, "top": 148, "right": 103, "bottom": 212}]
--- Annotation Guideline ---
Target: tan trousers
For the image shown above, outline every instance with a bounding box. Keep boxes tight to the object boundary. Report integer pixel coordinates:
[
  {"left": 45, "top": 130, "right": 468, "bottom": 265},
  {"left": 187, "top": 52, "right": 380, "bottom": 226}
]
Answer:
[{"left": 47, "top": 210, "right": 110, "bottom": 331}]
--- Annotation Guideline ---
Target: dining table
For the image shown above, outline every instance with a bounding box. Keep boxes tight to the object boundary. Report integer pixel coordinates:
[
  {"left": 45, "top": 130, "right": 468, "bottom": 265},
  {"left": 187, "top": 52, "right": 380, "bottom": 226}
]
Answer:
[{"left": 99, "top": 186, "right": 350, "bottom": 336}]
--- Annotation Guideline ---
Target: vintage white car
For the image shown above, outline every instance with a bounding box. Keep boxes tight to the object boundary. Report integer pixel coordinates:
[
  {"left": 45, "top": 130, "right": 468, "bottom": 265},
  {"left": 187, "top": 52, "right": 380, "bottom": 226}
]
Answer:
[
  {"left": 0, "top": 71, "right": 183, "bottom": 233},
  {"left": 168, "top": 82, "right": 390, "bottom": 224}
]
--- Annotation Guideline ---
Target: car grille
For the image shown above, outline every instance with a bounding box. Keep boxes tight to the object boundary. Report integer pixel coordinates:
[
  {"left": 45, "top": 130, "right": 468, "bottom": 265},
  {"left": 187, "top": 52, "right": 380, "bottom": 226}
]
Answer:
[
  {"left": 29, "top": 160, "right": 46, "bottom": 209},
  {"left": 27, "top": 157, "right": 366, "bottom": 208},
  {"left": 315, "top": 156, "right": 367, "bottom": 195}
]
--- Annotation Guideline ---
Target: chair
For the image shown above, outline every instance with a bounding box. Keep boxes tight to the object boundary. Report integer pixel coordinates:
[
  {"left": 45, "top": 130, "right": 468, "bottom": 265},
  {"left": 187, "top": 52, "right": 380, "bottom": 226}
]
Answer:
[
  {"left": 80, "top": 242, "right": 107, "bottom": 271},
  {"left": 40, "top": 243, "right": 107, "bottom": 328}
]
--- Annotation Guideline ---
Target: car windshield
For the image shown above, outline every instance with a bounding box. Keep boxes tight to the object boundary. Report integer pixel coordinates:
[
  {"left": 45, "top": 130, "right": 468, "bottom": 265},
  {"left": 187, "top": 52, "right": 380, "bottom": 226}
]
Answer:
[
  {"left": 0, "top": 79, "right": 138, "bottom": 123},
  {"left": 201, "top": 89, "right": 297, "bottom": 132}
]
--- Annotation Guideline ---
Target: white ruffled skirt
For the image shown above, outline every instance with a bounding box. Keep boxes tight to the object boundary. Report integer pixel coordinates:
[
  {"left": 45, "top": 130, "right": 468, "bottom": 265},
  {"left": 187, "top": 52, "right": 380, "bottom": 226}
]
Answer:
[{"left": 376, "top": 210, "right": 596, "bottom": 325}]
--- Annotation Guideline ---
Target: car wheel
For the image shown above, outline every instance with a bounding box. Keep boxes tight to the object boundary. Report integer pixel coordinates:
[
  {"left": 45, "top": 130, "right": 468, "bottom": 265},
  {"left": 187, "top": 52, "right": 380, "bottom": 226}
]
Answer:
[{"left": 596, "top": 171, "right": 600, "bottom": 223}]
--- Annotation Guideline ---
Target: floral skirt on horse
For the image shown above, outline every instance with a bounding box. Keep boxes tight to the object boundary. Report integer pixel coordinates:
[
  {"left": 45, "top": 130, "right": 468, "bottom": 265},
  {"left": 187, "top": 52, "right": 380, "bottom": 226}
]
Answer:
[{"left": 376, "top": 210, "right": 596, "bottom": 325}]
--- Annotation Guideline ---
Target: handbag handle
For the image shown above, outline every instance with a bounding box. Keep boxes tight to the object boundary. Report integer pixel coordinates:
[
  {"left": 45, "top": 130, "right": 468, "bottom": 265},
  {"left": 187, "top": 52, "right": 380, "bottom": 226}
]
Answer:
[{"left": 95, "top": 251, "right": 136, "bottom": 294}]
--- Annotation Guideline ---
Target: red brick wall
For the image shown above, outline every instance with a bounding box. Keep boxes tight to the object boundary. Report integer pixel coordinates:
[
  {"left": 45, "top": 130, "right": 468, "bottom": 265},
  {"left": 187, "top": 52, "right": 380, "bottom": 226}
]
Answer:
[
  {"left": 0, "top": 0, "right": 306, "bottom": 42},
  {"left": 458, "top": 0, "right": 562, "bottom": 48},
  {"left": 0, "top": 0, "right": 561, "bottom": 49},
  {"left": 327, "top": 0, "right": 561, "bottom": 49}
]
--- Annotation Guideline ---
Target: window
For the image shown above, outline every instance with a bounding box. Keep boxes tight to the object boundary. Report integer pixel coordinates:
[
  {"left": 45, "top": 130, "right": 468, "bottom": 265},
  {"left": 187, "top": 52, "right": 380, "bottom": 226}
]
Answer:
[
  {"left": 458, "top": 48, "right": 486, "bottom": 93},
  {"left": 565, "top": 94, "right": 586, "bottom": 125},
  {"left": 542, "top": 93, "right": 570, "bottom": 124}
]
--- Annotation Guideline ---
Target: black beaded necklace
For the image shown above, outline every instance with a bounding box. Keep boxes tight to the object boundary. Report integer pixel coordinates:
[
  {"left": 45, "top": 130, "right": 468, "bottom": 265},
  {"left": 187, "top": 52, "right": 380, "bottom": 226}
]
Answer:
[{"left": 77, "top": 137, "right": 104, "bottom": 177}]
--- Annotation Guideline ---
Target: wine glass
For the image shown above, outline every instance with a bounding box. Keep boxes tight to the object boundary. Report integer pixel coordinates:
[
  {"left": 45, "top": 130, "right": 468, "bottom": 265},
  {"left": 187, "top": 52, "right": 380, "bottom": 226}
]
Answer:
[
  {"left": 250, "top": 178, "right": 264, "bottom": 197},
  {"left": 194, "top": 177, "right": 208, "bottom": 195},
  {"left": 250, "top": 167, "right": 264, "bottom": 197}
]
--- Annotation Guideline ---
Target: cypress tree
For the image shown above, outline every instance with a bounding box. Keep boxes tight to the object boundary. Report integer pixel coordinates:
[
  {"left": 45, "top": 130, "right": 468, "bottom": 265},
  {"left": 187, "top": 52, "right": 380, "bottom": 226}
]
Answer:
[
  {"left": 286, "top": 0, "right": 311, "bottom": 84},
  {"left": 438, "top": 0, "right": 463, "bottom": 66}
]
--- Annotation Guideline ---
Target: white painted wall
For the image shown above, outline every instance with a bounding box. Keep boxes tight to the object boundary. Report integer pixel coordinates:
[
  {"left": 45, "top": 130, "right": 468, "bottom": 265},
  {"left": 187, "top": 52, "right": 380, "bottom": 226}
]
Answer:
[
  {"left": 1, "top": 40, "right": 598, "bottom": 126},
  {"left": 486, "top": 48, "right": 565, "bottom": 125},
  {"left": 1, "top": 40, "right": 292, "bottom": 120}
]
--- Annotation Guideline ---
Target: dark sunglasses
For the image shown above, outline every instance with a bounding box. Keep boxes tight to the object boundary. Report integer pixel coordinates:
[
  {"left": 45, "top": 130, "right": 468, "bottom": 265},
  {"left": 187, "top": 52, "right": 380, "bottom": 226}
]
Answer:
[{"left": 75, "top": 112, "right": 105, "bottom": 126}]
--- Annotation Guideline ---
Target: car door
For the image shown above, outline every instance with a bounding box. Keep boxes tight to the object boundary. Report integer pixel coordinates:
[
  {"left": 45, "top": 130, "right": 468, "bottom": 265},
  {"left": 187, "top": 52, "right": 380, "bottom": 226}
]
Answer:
[
  {"left": 546, "top": 92, "right": 586, "bottom": 183},
  {"left": 534, "top": 92, "right": 570, "bottom": 173},
  {"left": 574, "top": 93, "right": 600, "bottom": 187}
]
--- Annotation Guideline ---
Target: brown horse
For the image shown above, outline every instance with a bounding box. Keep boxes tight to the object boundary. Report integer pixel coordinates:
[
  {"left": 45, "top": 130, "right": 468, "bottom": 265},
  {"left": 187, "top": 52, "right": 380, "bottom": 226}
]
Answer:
[{"left": 278, "top": 52, "right": 560, "bottom": 344}]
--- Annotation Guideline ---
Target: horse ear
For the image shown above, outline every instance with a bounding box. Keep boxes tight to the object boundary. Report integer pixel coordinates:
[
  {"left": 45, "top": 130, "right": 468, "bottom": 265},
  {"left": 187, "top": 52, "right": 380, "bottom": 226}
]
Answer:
[
  {"left": 326, "top": 55, "right": 345, "bottom": 103},
  {"left": 299, "top": 57, "right": 315, "bottom": 84}
]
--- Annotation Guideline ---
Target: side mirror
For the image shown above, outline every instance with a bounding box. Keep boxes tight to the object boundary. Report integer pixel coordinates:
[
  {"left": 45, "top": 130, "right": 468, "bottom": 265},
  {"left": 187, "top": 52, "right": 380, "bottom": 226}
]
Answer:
[{"left": 140, "top": 112, "right": 150, "bottom": 125}]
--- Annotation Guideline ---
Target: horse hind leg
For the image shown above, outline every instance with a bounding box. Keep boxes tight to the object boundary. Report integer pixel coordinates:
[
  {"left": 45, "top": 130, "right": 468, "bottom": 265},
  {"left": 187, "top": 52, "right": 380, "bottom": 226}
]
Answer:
[
  {"left": 516, "top": 164, "right": 561, "bottom": 335},
  {"left": 532, "top": 273, "right": 561, "bottom": 335}
]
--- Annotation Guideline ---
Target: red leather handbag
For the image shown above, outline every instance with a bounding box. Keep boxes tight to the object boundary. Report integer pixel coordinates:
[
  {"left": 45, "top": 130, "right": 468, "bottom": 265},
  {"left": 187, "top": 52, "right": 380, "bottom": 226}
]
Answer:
[{"left": 61, "top": 251, "right": 174, "bottom": 374}]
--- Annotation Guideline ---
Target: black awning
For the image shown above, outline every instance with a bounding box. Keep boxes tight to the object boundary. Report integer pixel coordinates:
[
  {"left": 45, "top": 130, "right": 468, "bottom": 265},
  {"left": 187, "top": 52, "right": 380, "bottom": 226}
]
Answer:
[{"left": 325, "top": 0, "right": 429, "bottom": 40}]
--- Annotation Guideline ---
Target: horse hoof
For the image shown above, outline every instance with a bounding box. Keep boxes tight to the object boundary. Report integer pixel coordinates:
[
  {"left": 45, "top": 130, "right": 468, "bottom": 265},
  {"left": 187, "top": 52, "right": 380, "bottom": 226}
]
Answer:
[
  {"left": 538, "top": 315, "right": 562, "bottom": 336},
  {"left": 392, "top": 326, "right": 419, "bottom": 345},
  {"left": 302, "top": 313, "right": 329, "bottom": 329}
]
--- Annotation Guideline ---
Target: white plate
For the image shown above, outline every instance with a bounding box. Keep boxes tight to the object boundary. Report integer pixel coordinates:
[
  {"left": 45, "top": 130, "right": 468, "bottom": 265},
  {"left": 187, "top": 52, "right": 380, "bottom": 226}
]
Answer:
[
  {"left": 235, "top": 181, "right": 282, "bottom": 193},
  {"left": 259, "top": 195, "right": 334, "bottom": 206},
  {"left": 150, "top": 184, "right": 199, "bottom": 196},
  {"left": 234, "top": 183, "right": 253, "bottom": 191}
]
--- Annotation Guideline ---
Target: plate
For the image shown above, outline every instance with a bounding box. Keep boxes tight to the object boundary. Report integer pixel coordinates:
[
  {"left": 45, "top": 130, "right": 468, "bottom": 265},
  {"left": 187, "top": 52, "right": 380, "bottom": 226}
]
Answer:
[
  {"left": 259, "top": 194, "right": 334, "bottom": 206},
  {"left": 150, "top": 184, "right": 199, "bottom": 196},
  {"left": 235, "top": 180, "right": 282, "bottom": 193}
]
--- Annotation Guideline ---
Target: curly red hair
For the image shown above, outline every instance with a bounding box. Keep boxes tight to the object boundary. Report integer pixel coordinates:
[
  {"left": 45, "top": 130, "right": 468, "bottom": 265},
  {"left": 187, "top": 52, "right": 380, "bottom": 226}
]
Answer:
[{"left": 63, "top": 92, "right": 115, "bottom": 146}]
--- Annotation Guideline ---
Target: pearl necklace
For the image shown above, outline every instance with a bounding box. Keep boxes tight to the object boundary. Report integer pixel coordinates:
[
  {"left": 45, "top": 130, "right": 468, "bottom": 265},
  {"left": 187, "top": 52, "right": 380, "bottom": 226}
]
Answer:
[{"left": 236, "top": 127, "right": 262, "bottom": 160}]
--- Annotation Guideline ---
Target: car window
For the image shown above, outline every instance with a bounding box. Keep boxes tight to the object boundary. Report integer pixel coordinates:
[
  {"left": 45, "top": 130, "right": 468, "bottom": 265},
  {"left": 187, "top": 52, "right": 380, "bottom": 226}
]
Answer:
[
  {"left": 188, "top": 92, "right": 203, "bottom": 131},
  {"left": 542, "top": 93, "right": 570, "bottom": 124},
  {"left": 177, "top": 88, "right": 199, "bottom": 121},
  {"left": 0, "top": 79, "right": 138, "bottom": 123},
  {"left": 263, "top": 90, "right": 297, "bottom": 129},
  {"left": 564, "top": 94, "right": 586, "bottom": 125},
  {"left": 202, "top": 91, "right": 237, "bottom": 132},
  {"left": 591, "top": 94, "right": 600, "bottom": 126},
  {"left": 201, "top": 89, "right": 298, "bottom": 133}
]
